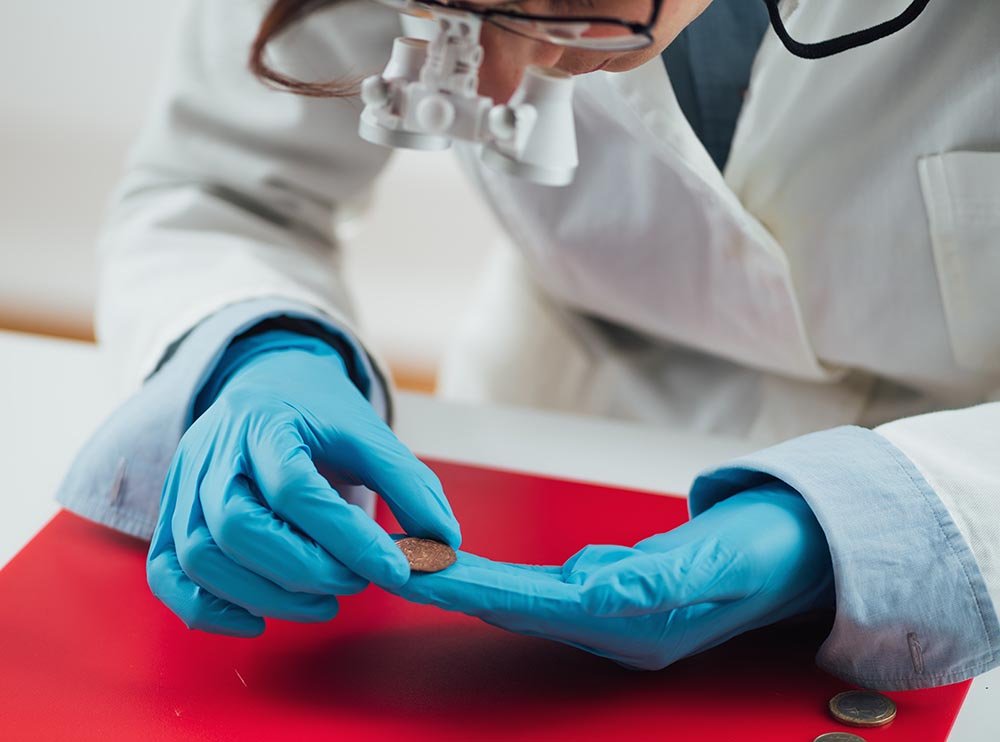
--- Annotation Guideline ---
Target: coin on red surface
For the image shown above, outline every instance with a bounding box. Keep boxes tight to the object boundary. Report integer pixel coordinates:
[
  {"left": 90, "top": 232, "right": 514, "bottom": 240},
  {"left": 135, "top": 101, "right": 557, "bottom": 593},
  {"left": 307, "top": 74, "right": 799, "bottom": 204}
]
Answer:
[
  {"left": 828, "top": 691, "right": 897, "bottom": 727},
  {"left": 396, "top": 537, "right": 457, "bottom": 573},
  {"left": 813, "top": 733, "right": 867, "bottom": 742}
]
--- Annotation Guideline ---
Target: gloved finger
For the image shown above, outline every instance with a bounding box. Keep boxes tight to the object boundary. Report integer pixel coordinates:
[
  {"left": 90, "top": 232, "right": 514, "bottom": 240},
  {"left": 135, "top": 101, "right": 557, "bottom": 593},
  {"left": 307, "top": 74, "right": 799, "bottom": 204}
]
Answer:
[
  {"left": 147, "top": 540, "right": 265, "bottom": 637},
  {"left": 631, "top": 527, "right": 695, "bottom": 555},
  {"left": 630, "top": 503, "right": 741, "bottom": 555},
  {"left": 310, "top": 423, "right": 461, "bottom": 549},
  {"left": 580, "top": 538, "right": 749, "bottom": 618},
  {"left": 249, "top": 428, "right": 411, "bottom": 589},
  {"left": 171, "top": 525, "right": 343, "bottom": 623},
  {"left": 172, "top": 484, "right": 342, "bottom": 623},
  {"left": 201, "top": 468, "right": 368, "bottom": 596},
  {"left": 147, "top": 468, "right": 263, "bottom": 637},
  {"left": 506, "top": 563, "right": 565, "bottom": 575},
  {"left": 561, "top": 544, "right": 639, "bottom": 584},
  {"left": 394, "top": 553, "right": 663, "bottom": 666},
  {"left": 392, "top": 551, "right": 580, "bottom": 627}
]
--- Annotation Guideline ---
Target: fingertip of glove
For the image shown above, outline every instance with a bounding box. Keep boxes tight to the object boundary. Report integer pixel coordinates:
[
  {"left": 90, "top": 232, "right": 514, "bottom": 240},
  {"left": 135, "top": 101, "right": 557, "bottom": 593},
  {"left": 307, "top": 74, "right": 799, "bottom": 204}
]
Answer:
[
  {"left": 231, "top": 621, "right": 267, "bottom": 638},
  {"left": 400, "top": 518, "right": 462, "bottom": 551},
  {"left": 380, "top": 558, "right": 412, "bottom": 591},
  {"left": 440, "top": 521, "right": 463, "bottom": 550},
  {"left": 330, "top": 575, "right": 370, "bottom": 597},
  {"left": 201, "top": 613, "right": 265, "bottom": 638},
  {"left": 312, "top": 597, "right": 342, "bottom": 622},
  {"left": 426, "top": 489, "right": 462, "bottom": 549}
]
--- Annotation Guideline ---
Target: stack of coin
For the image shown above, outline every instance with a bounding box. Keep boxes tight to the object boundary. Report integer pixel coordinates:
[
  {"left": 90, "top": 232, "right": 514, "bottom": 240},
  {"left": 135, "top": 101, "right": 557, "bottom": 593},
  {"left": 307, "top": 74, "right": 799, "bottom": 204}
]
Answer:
[{"left": 828, "top": 690, "right": 897, "bottom": 728}]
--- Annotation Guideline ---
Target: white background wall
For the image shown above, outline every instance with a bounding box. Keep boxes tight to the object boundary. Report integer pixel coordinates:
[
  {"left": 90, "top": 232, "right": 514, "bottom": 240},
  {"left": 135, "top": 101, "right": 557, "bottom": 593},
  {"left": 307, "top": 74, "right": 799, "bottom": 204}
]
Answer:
[{"left": 0, "top": 1, "right": 498, "bottom": 379}]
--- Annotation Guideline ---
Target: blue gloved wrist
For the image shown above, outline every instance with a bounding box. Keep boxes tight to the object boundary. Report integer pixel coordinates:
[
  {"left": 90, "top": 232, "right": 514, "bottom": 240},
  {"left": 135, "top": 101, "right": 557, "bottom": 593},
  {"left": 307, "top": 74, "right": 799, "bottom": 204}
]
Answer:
[{"left": 193, "top": 328, "right": 349, "bottom": 419}]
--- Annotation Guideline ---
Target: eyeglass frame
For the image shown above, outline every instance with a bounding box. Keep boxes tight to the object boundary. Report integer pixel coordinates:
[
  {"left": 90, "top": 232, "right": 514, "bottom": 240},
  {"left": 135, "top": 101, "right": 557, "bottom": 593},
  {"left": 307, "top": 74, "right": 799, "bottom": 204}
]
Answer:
[
  {"left": 375, "top": 0, "right": 935, "bottom": 59},
  {"left": 376, "top": 0, "right": 667, "bottom": 51}
]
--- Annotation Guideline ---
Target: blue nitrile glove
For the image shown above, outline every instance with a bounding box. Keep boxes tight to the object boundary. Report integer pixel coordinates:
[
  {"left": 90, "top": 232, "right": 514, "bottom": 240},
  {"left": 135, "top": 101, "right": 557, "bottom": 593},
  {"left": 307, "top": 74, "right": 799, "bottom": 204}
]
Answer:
[
  {"left": 146, "top": 328, "right": 461, "bottom": 636},
  {"left": 392, "top": 482, "right": 833, "bottom": 669}
]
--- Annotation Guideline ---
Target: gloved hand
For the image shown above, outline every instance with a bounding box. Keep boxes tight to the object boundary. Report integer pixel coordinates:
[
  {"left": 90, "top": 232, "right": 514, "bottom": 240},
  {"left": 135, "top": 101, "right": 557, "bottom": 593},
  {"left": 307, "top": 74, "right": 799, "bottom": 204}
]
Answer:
[
  {"left": 146, "top": 328, "right": 461, "bottom": 636},
  {"left": 393, "top": 483, "right": 833, "bottom": 669}
]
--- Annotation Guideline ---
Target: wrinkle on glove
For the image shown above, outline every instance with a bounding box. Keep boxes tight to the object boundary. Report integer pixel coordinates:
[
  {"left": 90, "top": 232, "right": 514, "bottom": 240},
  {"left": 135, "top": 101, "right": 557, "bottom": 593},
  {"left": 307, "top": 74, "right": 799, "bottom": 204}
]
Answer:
[
  {"left": 392, "top": 483, "right": 834, "bottom": 670},
  {"left": 148, "top": 329, "right": 462, "bottom": 636}
]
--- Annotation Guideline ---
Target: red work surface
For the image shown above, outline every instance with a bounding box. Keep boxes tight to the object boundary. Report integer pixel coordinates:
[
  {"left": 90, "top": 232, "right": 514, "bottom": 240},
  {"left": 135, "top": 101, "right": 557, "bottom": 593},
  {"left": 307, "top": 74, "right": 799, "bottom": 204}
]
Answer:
[{"left": 1, "top": 459, "right": 969, "bottom": 741}]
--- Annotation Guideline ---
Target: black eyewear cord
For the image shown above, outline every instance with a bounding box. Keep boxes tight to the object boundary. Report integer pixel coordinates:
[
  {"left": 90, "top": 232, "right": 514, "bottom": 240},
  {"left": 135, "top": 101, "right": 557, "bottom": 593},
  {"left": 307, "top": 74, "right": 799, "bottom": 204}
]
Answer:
[{"left": 762, "top": 0, "right": 934, "bottom": 59}]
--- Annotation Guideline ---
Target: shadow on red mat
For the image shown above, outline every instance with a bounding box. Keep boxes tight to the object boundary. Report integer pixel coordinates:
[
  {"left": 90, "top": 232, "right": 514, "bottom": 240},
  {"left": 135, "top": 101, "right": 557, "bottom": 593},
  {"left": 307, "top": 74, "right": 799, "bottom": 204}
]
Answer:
[{"left": 0, "top": 460, "right": 969, "bottom": 741}]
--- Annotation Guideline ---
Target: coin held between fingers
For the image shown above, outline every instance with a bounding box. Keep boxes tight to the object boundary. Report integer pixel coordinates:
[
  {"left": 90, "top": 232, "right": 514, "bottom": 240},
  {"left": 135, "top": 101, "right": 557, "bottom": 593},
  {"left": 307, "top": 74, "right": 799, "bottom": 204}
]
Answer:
[{"left": 397, "top": 537, "right": 457, "bottom": 573}]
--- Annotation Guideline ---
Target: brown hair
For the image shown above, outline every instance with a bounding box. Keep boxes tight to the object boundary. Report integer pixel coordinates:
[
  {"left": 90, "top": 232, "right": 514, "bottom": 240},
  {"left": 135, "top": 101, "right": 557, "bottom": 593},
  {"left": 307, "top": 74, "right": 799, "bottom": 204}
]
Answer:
[{"left": 249, "top": 0, "right": 358, "bottom": 97}]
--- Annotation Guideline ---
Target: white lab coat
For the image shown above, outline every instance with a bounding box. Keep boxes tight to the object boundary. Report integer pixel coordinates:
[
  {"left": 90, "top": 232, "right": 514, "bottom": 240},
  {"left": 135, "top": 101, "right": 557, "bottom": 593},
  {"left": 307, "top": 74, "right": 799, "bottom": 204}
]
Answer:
[{"left": 96, "top": 0, "right": 1000, "bottom": 680}]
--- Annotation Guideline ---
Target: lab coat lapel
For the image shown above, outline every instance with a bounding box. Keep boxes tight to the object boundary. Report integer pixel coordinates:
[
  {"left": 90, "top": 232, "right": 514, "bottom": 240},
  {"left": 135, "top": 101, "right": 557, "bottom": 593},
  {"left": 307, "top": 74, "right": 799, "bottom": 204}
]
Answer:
[
  {"left": 601, "top": 58, "right": 730, "bottom": 202},
  {"left": 595, "top": 60, "right": 845, "bottom": 383}
]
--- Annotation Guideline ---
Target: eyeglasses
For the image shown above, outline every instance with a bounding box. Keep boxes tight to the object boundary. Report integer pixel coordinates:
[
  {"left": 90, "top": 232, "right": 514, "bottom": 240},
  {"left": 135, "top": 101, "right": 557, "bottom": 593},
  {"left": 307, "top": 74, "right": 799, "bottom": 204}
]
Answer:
[
  {"left": 372, "top": 0, "right": 664, "bottom": 52},
  {"left": 374, "top": 0, "right": 935, "bottom": 59}
]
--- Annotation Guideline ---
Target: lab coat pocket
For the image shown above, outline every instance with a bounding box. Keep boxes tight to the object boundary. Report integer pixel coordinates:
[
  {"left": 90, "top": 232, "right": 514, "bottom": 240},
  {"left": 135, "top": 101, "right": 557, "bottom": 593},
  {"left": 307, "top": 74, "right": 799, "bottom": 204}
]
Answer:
[{"left": 919, "top": 151, "right": 1000, "bottom": 372}]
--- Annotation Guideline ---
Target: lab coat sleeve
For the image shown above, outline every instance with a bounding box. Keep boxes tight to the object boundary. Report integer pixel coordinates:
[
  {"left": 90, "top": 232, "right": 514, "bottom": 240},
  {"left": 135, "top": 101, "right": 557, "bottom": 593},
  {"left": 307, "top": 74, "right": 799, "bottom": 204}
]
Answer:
[
  {"left": 56, "top": 298, "right": 390, "bottom": 539},
  {"left": 96, "top": 0, "right": 401, "bottom": 388},
  {"left": 55, "top": 0, "right": 404, "bottom": 538},
  {"left": 687, "top": 413, "right": 1000, "bottom": 691}
]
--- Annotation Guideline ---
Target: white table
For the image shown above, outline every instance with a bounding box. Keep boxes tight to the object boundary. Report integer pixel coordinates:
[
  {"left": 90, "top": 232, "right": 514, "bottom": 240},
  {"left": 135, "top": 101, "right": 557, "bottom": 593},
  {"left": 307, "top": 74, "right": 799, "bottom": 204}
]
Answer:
[{"left": 1, "top": 330, "right": 996, "bottom": 740}]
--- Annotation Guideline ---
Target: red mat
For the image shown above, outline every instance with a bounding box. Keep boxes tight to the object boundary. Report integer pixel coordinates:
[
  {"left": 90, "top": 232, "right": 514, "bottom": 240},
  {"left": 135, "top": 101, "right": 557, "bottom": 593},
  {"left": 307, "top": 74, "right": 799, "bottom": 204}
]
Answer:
[{"left": 0, "top": 459, "right": 969, "bottom": 741}]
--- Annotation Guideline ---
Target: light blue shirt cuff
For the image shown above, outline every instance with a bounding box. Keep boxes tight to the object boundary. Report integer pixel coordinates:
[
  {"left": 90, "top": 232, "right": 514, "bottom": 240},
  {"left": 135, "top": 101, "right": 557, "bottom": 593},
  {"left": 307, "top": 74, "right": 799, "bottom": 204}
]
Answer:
[
  {"left": 55, "top": 298, "right": 390, "bottom": 540},
  {"left": 689, "top": 425, "right": 1000, "bottom": 690}
]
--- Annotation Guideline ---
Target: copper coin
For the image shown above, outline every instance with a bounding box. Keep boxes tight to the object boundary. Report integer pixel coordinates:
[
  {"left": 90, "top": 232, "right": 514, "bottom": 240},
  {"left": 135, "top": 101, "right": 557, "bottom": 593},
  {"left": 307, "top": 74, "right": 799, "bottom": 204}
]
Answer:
[
  {"left": 814, "top": 733, "right": 867, "bottom": 742},
  {"left": 829, "top": 691, "right": 897, "bottom": 728},
  {"left": 396, "top": 537, "right": 457, "bottom": 573}
]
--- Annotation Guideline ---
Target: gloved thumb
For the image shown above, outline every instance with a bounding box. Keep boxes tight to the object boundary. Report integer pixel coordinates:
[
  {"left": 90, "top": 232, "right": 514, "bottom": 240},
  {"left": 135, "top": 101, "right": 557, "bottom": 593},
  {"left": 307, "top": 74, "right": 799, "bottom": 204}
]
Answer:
[{"left": 579, "top": 538, "right": 748, "bottom": 618}]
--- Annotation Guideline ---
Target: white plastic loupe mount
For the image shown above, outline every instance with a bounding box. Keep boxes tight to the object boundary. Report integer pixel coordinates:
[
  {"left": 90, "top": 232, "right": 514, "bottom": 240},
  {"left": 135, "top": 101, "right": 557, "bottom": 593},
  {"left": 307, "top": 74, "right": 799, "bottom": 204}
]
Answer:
[
  {"left": 481, "top": 65, "right": 578, "bottom": 187},
  {"left": 358, "top": 10, "right": 578, "bottom": 186},
  {"left": 358, "top": 37, "right": 452, "bottom": 151}
]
